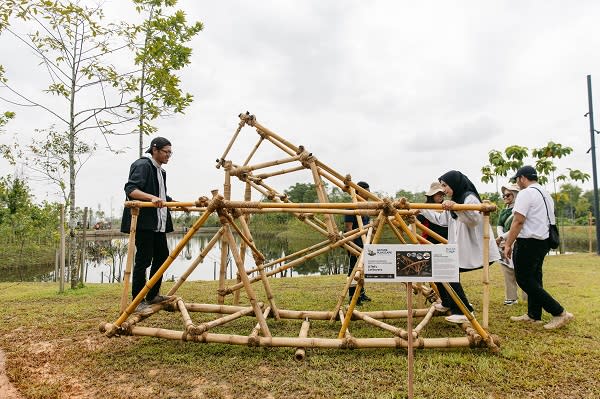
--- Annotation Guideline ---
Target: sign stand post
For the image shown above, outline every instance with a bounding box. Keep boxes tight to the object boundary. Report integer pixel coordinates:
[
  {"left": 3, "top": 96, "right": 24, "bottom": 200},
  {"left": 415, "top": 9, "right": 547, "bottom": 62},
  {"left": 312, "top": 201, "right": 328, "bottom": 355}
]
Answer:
[{"left": 406, "top": 282, "right": 414, "bottom": 399}]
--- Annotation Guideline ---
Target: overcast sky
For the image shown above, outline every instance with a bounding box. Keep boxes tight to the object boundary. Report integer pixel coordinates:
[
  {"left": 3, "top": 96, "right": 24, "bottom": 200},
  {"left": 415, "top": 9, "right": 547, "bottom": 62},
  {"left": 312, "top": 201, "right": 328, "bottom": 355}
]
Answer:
[{"left": 1, "top": 1, "right": 600, "bottom": 217}]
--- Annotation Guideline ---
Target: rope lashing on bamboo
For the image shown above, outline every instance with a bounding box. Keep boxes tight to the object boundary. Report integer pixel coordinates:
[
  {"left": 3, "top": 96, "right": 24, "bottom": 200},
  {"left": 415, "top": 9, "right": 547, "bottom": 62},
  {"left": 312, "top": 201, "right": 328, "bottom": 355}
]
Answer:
[
  {"left": 342, "top": 174, "right": 352, "bottom": 193},
  {"left": 393, "top": 197, "right": 411, "bottom": 210},
  {"left": 341, "top": 336, "right": 358, "bottom": 350},
  {"left": 195, "top": 196, "right": 210, "bottom": 207},
  {"left": 382, "top": 197, "right": 395, "bottom": 216},
  {"left": 297, "top": 146, "right": 314, "bottom": 169},
  {"left": 239, "top": 111, "right": 256, "bottom": 127}
]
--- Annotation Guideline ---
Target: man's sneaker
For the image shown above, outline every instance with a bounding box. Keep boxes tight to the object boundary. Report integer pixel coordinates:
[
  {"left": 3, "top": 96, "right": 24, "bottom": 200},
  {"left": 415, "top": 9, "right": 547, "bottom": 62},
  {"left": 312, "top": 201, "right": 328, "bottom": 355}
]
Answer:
[
  {"left": 359, "top": 294, "right": 372, "bottom": 302},
  {"left": 434, "top": 303, "right": 450, "bottom": 312},
  {"left": 543, "top": 311, "right": 574, "bottom": 330},
  {"left": 445, "top": 313, "right": 471, "bottom": 324},
  {"left": 349, "top": 298, "right": 363, "bottom": 306},
  {"left": 148, "top": 295, "right": 173, "bottom": 304},
  {"left": 134, "top": 300, "right": 149, "bottom": 313},
  {"left": 504, "top": 299, "right": 518, "bottom": 306},
  {"left": 510, "top": 314, "right": 541, "bottom": 323}
]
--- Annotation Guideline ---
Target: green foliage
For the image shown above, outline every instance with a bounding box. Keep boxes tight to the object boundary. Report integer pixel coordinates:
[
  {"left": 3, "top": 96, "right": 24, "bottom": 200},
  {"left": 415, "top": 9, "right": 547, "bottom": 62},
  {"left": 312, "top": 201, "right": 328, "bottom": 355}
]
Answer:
[
  {"left": 394, "top": 188, "right": 425, "bottom": 202},
  {"left": 481, "top": 141, "right": 589, "bottom": 187},
  {"left": 128, "top": 0, "right": 203, "bottom": 155},
  {"left": 0, "top": 176, "right": 60, "bottom": 269},
  {"left": 0, "top": 0, "right": 143, "bottom": 234}
]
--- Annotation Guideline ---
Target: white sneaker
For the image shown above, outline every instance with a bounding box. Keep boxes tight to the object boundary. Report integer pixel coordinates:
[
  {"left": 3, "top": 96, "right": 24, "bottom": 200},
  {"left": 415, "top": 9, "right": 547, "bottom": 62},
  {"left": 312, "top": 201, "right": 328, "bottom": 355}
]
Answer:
[
  {"left": 434, "top": 303, "right": 450, "bottom": 312},
  {"left": 543, "top": 311, "right": 574, "bottom": 330},
  {"left": 510, "top": 314, "right": 540, "bottom": 323},
  {"left": 445, "top": 314, "right": 470, "bottom": 324},
  {"left": 504, "top": 299, "right": 518, "bottom": 306}
]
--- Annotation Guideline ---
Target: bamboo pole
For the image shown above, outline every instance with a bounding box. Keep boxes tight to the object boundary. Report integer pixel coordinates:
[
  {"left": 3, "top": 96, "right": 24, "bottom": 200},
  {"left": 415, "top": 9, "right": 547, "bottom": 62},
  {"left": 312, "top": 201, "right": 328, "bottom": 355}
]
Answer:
[
  {"left": 308, "top": 160, "right": 338, "bottom": 240},
  {"left": 441, "top": 282, "right": 491, "bottom": 343},
  {"left": 120, "top": 207, "right": 139, "bottom": 312},
  {"left": 385, "top": 216, "right": 407, "bottom": 243},
  {"left": 101, "top": 323, "right": 500, "bottom": 350},
  {"left": 254, "top": 165, "right": 306, "bottom": 179},
  {"left": 338, "top": 223, "right": 378, "bottom": 334},
  {"left": 218, "top": 171, "right": 231, "bottom": 306},
  {"left": 235, "top": 214, "right": 280, "bottom": 319},
  {"left": 243, "top": 135, "right": 264, "bottom": 166},
  {"left": 414, "top": 306, "right": 436, "bottom": 335},
  {"left": 190, "top": 306, "right": 257, "bottom": 335},
  {"left": 351, "top": 310, "right": 408, "bottom": 338},
  {"left": 177, "top": 299, "right": 194, "bottom": 333},
  {"left": 236, "top": 183, "right": 253, "bottom": 305},
  {"left": 252, "top": 119, "right": 300, "bottom": 154},
  {"left": 230, "top": 154, "right": 301, "bottom": 176},
  {"left": 225, "top": 228, "right": 368, "bottom": 294},
  {"left": 414, "top": 219, "right": 449, "bottom": 244},
  {"left": 106, "top": 199, "right": 219, "bottom": 337},
  {"left": 482, "top": 209, "right": 491, "bottom": 329},
  {"left": 218, "top": 236, "right": 229, "bottom": 305},
  {"left": 167, "top": 227, "right": 224, "bottom": 296},
  {"left": 260, "top": 131, "right": 297, "bottom": 157},
  {"left": 222, "top": 225, "right": 271, "bottom": 337},
  {"left": 216, "top": 117, "right": 246, "bottom": 168},
  {"left": 393, "top": 213, "right": 419, "bottom": 244},
  {"left": 294, "top": 318, "right": 311, "bottom": 361},
  {"left": 250, "top": 307, "right": 271, "bottom": 339}
]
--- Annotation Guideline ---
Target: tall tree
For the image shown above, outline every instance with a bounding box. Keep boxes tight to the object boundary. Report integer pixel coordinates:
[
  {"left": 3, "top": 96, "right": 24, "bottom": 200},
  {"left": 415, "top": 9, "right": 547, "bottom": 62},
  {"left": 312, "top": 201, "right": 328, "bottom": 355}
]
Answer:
[
  {"left": 128, "top": 0, "right": 203, "bottom": 157},
  {"left": 0, "top": 1, "right": 139, "bottom": 288}
]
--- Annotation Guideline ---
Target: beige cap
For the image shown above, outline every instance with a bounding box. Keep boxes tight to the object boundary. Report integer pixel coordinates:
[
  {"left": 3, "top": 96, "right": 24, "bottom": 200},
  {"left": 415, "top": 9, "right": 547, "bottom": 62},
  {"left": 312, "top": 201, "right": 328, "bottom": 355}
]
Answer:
[
  {"left": 426, "top": 182, "right": 445, "bottom": 197},
  {"left": 501, "top": 183, "right": 520, "bottom": 194}
]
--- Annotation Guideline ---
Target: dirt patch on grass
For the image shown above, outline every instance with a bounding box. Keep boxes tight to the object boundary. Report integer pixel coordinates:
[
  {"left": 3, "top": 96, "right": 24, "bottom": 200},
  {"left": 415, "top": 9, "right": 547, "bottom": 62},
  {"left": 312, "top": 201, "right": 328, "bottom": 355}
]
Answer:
[{"left": 0, "top": 348, "right": 23, "bottom": 399}]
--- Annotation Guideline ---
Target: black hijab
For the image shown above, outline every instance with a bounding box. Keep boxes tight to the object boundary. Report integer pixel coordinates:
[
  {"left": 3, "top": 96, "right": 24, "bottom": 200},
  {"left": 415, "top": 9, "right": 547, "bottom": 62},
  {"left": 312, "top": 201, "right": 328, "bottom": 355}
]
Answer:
[{"left": 438, "top": 170, "right": 481, "bottom": 204}]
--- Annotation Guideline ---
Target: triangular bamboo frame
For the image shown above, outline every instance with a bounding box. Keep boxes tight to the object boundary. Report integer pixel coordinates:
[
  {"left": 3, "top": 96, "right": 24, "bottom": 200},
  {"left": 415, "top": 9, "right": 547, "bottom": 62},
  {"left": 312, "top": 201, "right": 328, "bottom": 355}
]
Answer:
[{"left": 101, "top": 112, "right": 501, "bottom": 357}]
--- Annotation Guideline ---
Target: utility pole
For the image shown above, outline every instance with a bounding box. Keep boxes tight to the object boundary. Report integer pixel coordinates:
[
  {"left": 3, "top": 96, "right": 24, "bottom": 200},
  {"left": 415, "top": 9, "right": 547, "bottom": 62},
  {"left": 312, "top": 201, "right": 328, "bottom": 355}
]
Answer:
[{"left": 586, "top": 75, "right": 600, "bottom": 255}]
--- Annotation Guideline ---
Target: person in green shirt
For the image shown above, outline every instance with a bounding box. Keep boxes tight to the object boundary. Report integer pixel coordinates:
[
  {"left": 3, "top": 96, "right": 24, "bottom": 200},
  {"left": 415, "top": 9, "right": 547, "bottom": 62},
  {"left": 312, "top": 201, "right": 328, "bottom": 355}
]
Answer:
[{"left": 496, "top": 183, "right": 526, "bottom": 305}]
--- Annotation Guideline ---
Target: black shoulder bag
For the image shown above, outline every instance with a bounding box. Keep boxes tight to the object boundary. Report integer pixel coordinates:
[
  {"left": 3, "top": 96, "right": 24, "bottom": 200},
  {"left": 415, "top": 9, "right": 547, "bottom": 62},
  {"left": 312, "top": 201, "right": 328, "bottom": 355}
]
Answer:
[{"left": 532, "top": 187, "right": 560, "bottom": 249}]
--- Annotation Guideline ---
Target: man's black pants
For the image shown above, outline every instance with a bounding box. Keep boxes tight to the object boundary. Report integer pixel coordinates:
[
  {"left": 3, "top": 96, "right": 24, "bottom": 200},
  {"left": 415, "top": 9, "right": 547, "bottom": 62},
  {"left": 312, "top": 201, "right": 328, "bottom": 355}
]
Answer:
[
  {"left": 132, "top": 230, "right": 169, "bottom": 301},
  {"left": 513, "top": 237, "right": 563, "bottom": 320}
]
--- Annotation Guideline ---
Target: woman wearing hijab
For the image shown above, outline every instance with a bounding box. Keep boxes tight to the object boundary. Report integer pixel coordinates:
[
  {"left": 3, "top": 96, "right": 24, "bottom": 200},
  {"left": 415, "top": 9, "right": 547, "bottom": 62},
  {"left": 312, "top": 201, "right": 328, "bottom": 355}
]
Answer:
[{"left": 421, "top": 170, "right": 501, "bottom": 323}]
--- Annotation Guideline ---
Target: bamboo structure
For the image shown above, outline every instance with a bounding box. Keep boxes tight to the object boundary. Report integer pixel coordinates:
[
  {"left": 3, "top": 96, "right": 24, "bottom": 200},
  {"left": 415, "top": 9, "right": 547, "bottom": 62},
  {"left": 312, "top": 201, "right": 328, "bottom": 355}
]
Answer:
[{"left": 104, "top": 112, "right": 500, "bottom": 357}]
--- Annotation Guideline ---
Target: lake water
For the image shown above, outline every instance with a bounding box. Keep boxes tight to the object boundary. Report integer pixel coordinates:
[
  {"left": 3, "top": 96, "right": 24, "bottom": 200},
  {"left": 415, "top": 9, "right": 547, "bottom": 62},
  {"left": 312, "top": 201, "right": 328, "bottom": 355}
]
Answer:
[
  {"left": 83, "top": 233, "right": 293, "bottom": 283},
  {"left": 11, "top": 231, "right": 322, "bottom": 283}
]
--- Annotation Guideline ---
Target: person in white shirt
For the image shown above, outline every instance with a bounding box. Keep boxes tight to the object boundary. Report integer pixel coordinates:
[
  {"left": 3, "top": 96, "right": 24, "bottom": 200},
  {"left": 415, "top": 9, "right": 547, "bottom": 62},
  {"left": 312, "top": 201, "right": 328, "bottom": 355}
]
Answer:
[
  {"left": 421, "top": 170, "right": 501, "bottom": 323},
  {"left": 503, "top": 165, "right": 573, "bottom": 330}
]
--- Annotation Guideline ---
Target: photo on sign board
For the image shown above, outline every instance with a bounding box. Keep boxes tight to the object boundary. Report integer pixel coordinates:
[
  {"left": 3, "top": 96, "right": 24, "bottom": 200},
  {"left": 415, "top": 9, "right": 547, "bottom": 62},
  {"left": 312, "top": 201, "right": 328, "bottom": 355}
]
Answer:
[{"left": 396, "top": 251, "right": 433, "bottom": 277}]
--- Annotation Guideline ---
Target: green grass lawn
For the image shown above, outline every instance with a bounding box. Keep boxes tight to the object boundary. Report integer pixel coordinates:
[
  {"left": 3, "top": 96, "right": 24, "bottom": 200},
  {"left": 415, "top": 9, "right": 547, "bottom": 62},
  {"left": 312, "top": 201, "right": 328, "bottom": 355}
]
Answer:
[{"left": 0, "top": 253, "right": 599, "bottom": 399}]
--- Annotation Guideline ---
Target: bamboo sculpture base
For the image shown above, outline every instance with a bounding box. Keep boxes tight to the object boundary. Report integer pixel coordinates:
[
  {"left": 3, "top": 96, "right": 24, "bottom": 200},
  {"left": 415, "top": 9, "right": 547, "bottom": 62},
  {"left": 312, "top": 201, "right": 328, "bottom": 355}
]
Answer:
[{"left": 102, "top": 112, "right": 500, "bottom": 358}]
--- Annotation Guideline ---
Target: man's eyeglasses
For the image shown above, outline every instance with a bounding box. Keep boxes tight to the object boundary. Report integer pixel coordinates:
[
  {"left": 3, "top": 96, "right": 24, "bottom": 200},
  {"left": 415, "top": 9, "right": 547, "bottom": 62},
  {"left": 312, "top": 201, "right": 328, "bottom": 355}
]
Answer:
[
  {"left": 160, "top": 149, "right": 173, "bottom": 156},
  {"left": 502, "top": 193, "right": 513, "bottom": 199}
]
